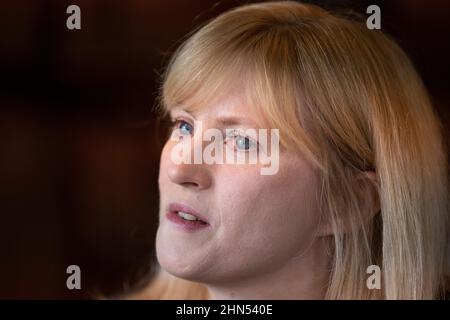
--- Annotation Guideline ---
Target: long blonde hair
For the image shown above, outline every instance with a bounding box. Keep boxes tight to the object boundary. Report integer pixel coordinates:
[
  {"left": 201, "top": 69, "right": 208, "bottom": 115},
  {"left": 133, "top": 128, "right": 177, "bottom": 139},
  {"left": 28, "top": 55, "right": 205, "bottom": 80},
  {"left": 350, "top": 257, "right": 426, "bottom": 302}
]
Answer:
[{"left": 140, "top": 1, "right": 449, "bottom": 299}]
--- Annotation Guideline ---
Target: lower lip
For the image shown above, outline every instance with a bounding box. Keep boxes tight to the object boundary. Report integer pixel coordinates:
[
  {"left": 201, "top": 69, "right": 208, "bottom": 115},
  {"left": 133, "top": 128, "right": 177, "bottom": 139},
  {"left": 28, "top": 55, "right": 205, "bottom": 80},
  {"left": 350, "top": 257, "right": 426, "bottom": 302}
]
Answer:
[{"left": 166, "top": 212, "right": 210, "bottom": 231}]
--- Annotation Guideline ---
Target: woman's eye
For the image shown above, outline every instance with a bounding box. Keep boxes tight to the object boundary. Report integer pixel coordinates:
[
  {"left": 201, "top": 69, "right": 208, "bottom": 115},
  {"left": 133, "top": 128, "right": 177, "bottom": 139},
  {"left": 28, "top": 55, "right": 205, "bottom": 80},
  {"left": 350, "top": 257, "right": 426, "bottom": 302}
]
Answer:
[
  {"left": 172, "top": 120, "right": 194, "bottom": 136},
  {"left": 234, "top": 135, "right": 258, "bottom": 151}
]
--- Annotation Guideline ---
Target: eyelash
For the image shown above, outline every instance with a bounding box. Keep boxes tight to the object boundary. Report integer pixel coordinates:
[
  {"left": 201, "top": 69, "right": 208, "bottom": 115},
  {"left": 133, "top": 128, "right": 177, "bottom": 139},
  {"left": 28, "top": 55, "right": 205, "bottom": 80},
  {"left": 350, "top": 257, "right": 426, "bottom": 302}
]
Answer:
[
  {"left": 226, "top": 129, "right": 258, "bottom": 151},
  {"left": 169, "top": 119, "right": 259, "bottom": 151},
  {"left": 170, "top": 119, "right": 194, "bottom": 135}
]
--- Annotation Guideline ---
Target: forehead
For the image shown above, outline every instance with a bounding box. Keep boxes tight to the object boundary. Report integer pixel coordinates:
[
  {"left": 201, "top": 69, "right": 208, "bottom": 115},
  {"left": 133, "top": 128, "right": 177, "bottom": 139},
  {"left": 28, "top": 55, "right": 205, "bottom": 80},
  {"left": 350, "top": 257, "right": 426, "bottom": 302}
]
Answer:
[
  {"left": 162, "top": 62, "right": 274, "bottom": 128},
  {"left": 170, "top": 93, "right": 269, "bottom": 128}
]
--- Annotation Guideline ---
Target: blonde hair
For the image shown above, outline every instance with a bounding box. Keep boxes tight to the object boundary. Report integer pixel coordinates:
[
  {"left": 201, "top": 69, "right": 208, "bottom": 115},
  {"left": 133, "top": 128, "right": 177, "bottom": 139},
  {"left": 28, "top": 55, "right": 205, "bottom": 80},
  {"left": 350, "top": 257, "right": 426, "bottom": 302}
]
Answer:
[{"left": 142, "top": 1, "right": 449, "bottom": 299}]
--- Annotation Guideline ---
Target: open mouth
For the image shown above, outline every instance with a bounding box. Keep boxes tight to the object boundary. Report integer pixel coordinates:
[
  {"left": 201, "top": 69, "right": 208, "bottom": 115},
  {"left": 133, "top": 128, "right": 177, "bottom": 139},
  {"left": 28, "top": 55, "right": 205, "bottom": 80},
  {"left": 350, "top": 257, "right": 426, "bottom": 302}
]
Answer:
[
  {"left": 176, "top": 211, "right": 208, "bottom": 224},
  {"left": 167, "top": 202, "right": 209, "bottom": 229}
]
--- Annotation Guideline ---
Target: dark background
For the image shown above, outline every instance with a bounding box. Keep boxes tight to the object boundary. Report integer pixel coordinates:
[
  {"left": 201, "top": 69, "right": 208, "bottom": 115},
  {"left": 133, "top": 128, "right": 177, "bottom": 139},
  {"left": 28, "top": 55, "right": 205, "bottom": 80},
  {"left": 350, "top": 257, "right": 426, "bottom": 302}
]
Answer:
[{"left": 0, "top": 0, "right": 449, "bottom": 299}]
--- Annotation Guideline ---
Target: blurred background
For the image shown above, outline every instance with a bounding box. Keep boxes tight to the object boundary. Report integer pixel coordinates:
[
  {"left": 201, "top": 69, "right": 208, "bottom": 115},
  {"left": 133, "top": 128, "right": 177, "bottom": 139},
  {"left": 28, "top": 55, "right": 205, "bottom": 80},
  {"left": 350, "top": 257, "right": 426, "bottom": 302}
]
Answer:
[{"left": 0, "top": 0, "right": 449, "bottom": 299}]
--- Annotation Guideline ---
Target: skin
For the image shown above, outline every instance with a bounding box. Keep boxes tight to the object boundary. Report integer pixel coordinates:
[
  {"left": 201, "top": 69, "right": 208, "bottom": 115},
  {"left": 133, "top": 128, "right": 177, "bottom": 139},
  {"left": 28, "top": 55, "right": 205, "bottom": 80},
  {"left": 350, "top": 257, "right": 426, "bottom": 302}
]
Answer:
[{"left": 155, "top": 94, "right": 331, "bottom": 299}]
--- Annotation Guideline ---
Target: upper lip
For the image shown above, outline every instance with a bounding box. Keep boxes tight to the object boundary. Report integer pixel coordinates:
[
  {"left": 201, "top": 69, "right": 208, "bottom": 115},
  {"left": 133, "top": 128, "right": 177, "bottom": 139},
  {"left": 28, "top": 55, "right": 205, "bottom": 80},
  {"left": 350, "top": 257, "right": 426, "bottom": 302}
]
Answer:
[{"left": 168, "top": 202, "right": 209, "bottom": 224}]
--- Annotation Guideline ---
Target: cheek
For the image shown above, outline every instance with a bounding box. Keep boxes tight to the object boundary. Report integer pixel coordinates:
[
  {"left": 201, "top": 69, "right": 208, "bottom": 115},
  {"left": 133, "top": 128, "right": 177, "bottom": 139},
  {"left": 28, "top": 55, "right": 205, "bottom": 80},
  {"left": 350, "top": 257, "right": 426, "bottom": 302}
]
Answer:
[
  {"left": 216, "top": 164, "right": 320, "bottom": 257},
  {"left": 158, "top": 142, "right": 171, "bottom": 186}
]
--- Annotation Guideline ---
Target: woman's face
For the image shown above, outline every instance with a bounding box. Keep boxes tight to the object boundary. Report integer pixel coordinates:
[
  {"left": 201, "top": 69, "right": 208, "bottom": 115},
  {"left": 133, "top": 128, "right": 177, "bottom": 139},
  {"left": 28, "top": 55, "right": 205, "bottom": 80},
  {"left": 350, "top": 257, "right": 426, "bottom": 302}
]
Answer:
[{"left": 156, "top": 94, "right": 323, "bottom": 285}]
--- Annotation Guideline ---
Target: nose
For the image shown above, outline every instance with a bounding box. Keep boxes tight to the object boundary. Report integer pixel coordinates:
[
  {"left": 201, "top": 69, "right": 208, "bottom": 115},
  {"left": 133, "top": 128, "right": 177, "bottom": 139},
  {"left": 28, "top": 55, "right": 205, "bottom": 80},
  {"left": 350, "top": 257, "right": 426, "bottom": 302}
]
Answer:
[
  {"left": 166, "top": 135, "right": 212, "bottom": 190},
  {"left": 167, "top": 162, "right": 212, "bottom": 190}
]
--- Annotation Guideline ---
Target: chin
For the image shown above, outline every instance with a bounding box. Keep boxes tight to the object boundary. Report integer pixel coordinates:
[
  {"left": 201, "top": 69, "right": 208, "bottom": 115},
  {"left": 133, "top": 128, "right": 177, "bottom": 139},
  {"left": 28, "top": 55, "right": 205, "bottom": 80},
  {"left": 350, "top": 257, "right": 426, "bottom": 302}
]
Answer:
[
  {"left": 158, "top": 260, "right": 208, "bottom": 284},
  {"left": 156, "top": 241, "right": 201, "bottom": 282}
]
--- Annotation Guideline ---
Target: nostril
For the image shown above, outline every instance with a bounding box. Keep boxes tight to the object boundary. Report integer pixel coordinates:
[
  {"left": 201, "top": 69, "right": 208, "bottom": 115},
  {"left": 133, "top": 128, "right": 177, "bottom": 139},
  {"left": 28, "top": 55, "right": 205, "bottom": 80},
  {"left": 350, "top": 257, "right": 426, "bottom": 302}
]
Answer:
[
  {"left": 181, "top": 182, "right": 199, "bottom": 188},
  {"left": 166, "top": 162, "right": 211, "bottom": 190}
]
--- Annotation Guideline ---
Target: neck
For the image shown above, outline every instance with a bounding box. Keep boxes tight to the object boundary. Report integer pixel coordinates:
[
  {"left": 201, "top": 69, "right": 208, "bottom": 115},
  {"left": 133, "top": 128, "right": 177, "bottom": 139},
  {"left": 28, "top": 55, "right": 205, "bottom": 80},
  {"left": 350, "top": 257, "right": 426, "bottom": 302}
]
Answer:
[{"left": 206, "top": 239, "right": 331, "bottom": 300}]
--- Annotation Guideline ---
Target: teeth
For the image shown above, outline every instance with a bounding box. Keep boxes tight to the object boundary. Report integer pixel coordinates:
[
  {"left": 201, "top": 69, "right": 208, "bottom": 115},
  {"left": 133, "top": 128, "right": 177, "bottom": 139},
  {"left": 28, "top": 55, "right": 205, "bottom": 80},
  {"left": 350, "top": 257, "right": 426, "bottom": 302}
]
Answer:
[{"left": 177, "top": 211, "right": 199, "bottom": 221}]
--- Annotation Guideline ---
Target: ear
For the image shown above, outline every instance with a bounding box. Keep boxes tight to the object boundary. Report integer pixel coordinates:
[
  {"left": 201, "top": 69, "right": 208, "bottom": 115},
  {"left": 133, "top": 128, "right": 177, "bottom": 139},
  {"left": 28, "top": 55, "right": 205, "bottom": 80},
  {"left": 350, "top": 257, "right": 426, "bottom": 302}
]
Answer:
[
  {"left": 356, "top": 170, "right": 380, "bottom": 217},
  {"left": 317, "top": 170, "right": 380, "bottom": 237}
]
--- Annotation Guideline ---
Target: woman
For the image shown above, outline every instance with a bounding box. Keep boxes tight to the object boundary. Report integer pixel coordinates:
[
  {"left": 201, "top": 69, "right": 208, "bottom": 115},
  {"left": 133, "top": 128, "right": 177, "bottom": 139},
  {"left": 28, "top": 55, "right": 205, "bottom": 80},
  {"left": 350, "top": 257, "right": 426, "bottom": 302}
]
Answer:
[{"left": 139, "top": 1, "right": 449, "bottom": 299}]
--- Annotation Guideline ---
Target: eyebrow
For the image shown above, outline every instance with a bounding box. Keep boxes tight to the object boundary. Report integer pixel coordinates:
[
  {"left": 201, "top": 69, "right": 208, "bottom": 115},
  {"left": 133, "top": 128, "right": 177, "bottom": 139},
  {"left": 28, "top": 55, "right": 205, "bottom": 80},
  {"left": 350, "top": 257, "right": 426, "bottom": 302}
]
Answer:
[
  {"left": 214, "top": 115, "right": 259, "bottom": 128},
  {"left": 170, "top": 108, "right": 260, "bottom": 128}
]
